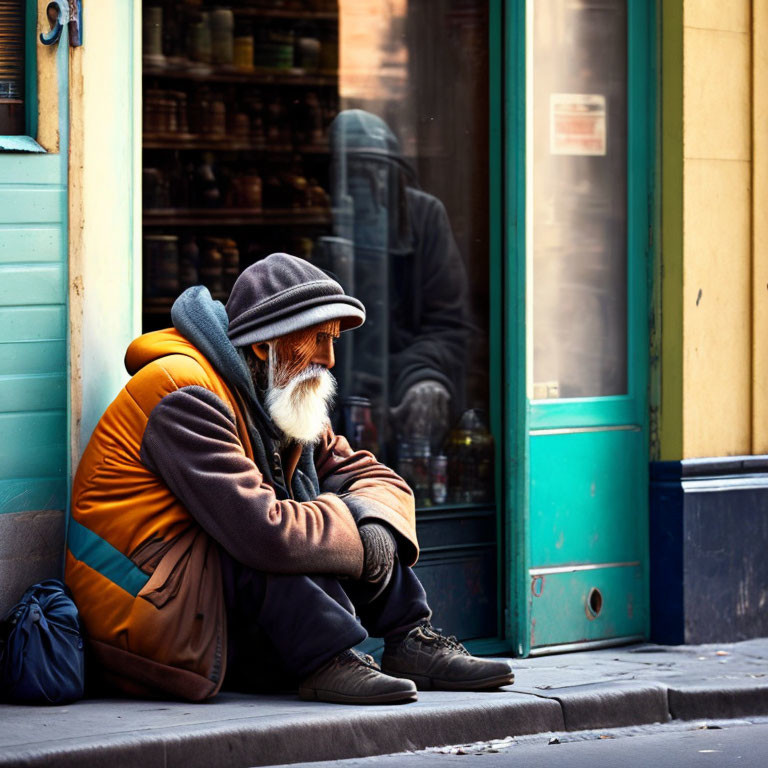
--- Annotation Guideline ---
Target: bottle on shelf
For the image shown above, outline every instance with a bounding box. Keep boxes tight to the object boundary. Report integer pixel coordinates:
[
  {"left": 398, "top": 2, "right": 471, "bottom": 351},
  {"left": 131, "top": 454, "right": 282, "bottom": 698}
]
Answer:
[
  {"left": 145, "top": 234, "right": 180, "bottom": 297},
  {"left": 430, "top": 454, "right": 448, "bottom": 505},
  {"left": 200, "top": 238, "right": 224, "bottom": 298},
  {"left": 194, "top": 152, "right": 222, "bottom": 207},
  {"left": 143, "top": 6, "right": 165, "bottom": 66},
  {"left": 179, "top": 236, "right": 200, "bottom": 289},
  {"left": 410, "top": 437, "right": 432, "bottom": 508},
  {"left": 342, "top": 397, "right": 380, "bottom": 456},
  {"left": 187, "top": 12, "right": 212, "bottom": 66},
  {"left": 446, "top": 409, "right": 494, "bottom": 504},
  {"left": 234, "top": 24, "right": 255, "bottom": 71},
  {"left": 210, "top": 9, "right": 235, "bottom": 67},
  {"left": 221, "top": 239, "right": 240, "bottom": 293}
]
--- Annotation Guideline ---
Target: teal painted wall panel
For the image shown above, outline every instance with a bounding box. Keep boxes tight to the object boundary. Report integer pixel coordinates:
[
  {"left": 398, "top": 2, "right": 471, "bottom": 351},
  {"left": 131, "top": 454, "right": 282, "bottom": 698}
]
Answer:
[
  {"left": 530, "top": 430, "right": 645, "bottom": 567},
  {"left": 0, "top": 227, "right": 63, "bottom": 263},
  {"left": 0, "top": 306, "right": 65, "bottom": 342},
  {"left": 0, "top": 16, "right": 69, "bottom": 521},
  {"left": 0, "top": 341, "right": 66, "bottom": 375},
  {"left": 0, "top": 189, "right": 64, "bottom": 224},
  {"left": 0, "top": 412, "right": 66, "bottom": 480},
  {"left": 0, "top": 374, "right": 66, "bottom": 412},
  {"left": 0, "top": 264, "right": 65, "bottom": 306},
  {"left": 0, "top": 477, "right": 66, "bottom": 515},
  {"left": 0, "top": 155, "right": 61, "bottom": 186}
]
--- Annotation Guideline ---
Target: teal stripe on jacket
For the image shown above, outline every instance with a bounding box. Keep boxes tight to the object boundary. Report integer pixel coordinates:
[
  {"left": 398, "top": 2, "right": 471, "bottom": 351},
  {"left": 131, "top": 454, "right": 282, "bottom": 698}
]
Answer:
[{"left": 67, "top": 518, "right": 150, "bottom": 597}]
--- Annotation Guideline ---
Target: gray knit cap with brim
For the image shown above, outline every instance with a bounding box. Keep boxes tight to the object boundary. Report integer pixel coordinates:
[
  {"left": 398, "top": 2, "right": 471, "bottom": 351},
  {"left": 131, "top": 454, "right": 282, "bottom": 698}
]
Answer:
[{"left": 225, "top": 252, "right": 366, "bottom": 346}]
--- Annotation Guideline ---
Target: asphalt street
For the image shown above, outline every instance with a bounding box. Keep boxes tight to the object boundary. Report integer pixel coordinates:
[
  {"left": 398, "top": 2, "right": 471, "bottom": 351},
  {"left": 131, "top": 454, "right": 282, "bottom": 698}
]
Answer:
[{"left": 274, "top": 719, "right": 768, "bottom": 768}]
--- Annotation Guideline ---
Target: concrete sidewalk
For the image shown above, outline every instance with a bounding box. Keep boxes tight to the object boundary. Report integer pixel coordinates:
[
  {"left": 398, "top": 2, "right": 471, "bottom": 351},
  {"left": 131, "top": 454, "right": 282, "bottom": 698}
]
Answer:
[{"left": 2, "top": 639, "right": 767, "bottom": 768}]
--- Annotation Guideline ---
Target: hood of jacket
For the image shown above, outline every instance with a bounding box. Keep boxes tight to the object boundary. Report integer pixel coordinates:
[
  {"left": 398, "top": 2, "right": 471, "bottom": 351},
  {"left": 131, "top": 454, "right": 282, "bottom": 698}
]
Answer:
[
  {"left": 330, "top": 109, "right": 402, "bottom": 161},
  {"left": 125, "top": 286, "right": 280, "bottom": 442}
]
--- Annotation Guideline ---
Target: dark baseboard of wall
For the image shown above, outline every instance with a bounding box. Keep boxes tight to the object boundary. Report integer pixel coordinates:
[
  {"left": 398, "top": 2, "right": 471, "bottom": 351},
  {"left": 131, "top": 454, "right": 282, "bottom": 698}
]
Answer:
[
  {"left": 650, "top": 456, "right": 768, "bottom": 644},
  {"left": 0, "top": 509, "right": 65, "bottom": 616}
]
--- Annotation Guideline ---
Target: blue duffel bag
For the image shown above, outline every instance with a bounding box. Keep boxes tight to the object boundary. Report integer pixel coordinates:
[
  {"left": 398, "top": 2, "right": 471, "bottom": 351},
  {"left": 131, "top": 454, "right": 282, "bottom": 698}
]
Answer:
[{"left": 0, "top": 578, "right": 85, "bottom": 705}]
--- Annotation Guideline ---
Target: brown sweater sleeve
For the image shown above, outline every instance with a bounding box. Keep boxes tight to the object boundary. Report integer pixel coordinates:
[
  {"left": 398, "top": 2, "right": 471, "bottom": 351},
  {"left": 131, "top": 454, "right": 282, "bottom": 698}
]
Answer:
[
  {"left": 314, "top": 428, "right": 419, "bottom": 566},
  {"left": 140, "top": 386, "right": 364, "bottom": 578}
]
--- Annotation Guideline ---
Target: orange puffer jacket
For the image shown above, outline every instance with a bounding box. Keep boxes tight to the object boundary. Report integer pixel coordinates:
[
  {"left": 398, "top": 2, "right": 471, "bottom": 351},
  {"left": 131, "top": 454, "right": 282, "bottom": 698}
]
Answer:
[{"left": 66, "top": 330, "right": 417, "bottom": 701}]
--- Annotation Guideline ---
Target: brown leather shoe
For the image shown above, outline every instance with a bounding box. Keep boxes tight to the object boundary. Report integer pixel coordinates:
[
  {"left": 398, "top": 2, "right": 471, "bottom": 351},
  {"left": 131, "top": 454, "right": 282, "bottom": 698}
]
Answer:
[
  {"left": 299, "top": 649, "right": 418, "bottom": 704},
  {"left": 381, "top": 621, "right": 515, "bottom": 691}
]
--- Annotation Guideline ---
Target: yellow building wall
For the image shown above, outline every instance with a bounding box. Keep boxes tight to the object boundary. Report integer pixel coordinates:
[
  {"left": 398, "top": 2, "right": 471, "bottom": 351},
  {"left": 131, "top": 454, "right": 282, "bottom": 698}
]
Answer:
[
  {"left": 662, "top": 0, "right": 760, "bottom": 459},
  {"left": 753, "top": 1, "right": 768, "bottom": 453}
]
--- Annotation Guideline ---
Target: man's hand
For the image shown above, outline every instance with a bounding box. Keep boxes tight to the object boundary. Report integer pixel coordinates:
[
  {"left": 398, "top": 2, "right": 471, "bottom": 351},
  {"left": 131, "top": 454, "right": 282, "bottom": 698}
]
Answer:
[
  {"left": 390, "top": 380, "right": 450, "bottom": 441},
  {"left": 359, "top": 522, "right": 397, "bottom": 586}
]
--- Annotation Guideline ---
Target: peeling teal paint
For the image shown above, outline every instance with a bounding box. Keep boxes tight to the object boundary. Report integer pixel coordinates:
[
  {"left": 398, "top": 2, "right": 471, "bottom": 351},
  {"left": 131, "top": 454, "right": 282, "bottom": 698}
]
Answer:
[{"left": 0, "top": 136, "right": 45, "bottom": 153}]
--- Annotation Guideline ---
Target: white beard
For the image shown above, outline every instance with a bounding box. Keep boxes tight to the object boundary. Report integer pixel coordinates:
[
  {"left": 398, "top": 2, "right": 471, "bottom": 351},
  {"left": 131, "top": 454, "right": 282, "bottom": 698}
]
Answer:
[{"left": 264, "top": 359, "right": 337, "bottom": 445}]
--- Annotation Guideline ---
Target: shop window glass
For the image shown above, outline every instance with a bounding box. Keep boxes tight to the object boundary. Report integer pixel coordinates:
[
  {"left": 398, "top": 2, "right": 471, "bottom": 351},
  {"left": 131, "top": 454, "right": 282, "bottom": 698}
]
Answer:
[
  {"left": 142, "top": 0, "right": 492, "bottom": 510},
  {"left": 531, "top": 0, "right": 628, "bottom": 399},
  {"left": 0, "top": 0, "right": 25, "bottom": 135}
]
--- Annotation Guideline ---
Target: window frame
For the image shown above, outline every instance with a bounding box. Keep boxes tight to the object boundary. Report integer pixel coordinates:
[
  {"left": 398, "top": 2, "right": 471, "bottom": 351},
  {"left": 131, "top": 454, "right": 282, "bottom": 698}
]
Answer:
[{"left": 0, "top": 0, "right": 42, "bottom": 152}]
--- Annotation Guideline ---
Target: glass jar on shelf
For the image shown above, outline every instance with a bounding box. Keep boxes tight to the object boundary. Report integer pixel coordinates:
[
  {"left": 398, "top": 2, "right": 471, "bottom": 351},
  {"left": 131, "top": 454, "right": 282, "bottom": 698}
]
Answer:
[
  {"left": 446, "top": 409, "right": 494, "bottom": 505},
  {"left": 145, "top": 235, "right": 179, "bottom": 297},
  {"left": 188, "top": 12, "right": 212, "bottom": 65},
  {"left": 342, "top": 396, "right": 380, "bottom": 456},
  {"left": 173, "top": 91, "right": 189, "bottom": 135},
  {"left": 209, "top": 94, "right": 227, "bottom": 137},
  {"left": 296, "top": 34, "right": 321, "bottom": 71},
  {"left": 143, "top": 6, "right": 164, "bottom": 65},
  {"left": 210, "top": 8, "right": 234, "bottom": 66},
  {"left": 410, "top": 437, "right": 432, "bottom": 508},
  {"left": 430, "top": 454, "right": 448, "bottom": 506},
  {"left": 236, "top": 173, "right": 263, "bottom": 209},
  {"left": 221, "top": 239, "right": 240, "bottom": 294},
  {"left": 234, "top": 29, "right": 255, "bottom": 71},
  {"left": 255, "top": 26, "right": 295, "bottom": 70},
  {"left": 179, "top": 237, "right": 200, "bottom": 290},
  {"left": 200, "top": 238, "right": 224, "bottom": 297}
]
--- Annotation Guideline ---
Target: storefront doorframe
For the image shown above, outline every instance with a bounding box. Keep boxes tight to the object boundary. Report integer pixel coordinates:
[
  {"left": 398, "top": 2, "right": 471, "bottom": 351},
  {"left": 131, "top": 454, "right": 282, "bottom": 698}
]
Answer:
[
  {"left": 504, "top": 0, "right": 530, "bottom": 658},
  {"left": 506, "top": 0, "right": 656, "bottom": 657}
]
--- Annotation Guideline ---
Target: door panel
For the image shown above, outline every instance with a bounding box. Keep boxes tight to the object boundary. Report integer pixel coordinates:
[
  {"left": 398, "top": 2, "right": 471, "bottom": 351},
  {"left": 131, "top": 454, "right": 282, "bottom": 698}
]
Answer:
[
  {"left": 530, "top": 429, "right": 644, "bottom": 567},
  {"left": 529, "top": 564, "right": 645, "bottom": 650},
  {"left": 524, "top": 0, "right": 651, "bottom": 652}
]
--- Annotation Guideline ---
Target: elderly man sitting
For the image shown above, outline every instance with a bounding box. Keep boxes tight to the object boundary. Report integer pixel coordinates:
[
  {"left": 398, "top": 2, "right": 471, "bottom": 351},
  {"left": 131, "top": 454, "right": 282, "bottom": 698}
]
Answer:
[{"left": 65, "top": 253, "right": 513, "bottom": 704}]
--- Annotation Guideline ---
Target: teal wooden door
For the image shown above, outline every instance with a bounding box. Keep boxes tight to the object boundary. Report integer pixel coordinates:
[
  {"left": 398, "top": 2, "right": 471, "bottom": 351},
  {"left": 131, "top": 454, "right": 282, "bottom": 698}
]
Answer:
[{"left": 519, "top": 0, "right": 653, "bottom": 654}]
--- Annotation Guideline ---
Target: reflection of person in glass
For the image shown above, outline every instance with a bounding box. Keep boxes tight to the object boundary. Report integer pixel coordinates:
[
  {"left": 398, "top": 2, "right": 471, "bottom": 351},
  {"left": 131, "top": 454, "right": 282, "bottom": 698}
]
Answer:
[{"left": 318, "top": 110, "right": 470, "bottom": 497}]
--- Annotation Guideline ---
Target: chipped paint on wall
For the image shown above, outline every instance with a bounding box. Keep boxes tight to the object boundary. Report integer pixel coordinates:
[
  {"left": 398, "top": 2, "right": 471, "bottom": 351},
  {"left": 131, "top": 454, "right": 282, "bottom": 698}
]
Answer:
[
  {"left": 35, "top": 0, "right": 60, "bottom": 151},
  {"left": 67, "top": 0, "right": 142, "bottom": 470}
]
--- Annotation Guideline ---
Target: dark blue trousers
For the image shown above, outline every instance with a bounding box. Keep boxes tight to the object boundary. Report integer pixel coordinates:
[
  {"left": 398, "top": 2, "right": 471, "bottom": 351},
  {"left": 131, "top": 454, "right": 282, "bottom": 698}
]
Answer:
[{"left": 221, "top": 556, "right": 431, "bottom": 688}]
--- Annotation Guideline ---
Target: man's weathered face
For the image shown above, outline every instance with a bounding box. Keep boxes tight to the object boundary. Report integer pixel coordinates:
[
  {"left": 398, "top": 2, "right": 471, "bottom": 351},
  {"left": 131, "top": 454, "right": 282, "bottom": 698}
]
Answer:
[
  {"left": 251, "top": 320, "right": 341, "bottom": 444},
  {"left": 266, "top": 320, "right": 340, "bottom": 388}
]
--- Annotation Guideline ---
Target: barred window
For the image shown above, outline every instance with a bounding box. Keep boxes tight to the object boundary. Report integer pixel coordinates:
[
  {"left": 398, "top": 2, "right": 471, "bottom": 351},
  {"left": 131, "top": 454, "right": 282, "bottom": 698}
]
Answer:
[{"left": 0, "top": 0, "right": 25, "bottom": 135}]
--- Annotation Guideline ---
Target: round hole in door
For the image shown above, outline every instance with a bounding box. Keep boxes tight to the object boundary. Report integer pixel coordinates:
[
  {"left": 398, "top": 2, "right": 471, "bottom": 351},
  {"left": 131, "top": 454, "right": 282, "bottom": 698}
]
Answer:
[{"left": 586, "top": 587, "right": 603, "bottom": 620}]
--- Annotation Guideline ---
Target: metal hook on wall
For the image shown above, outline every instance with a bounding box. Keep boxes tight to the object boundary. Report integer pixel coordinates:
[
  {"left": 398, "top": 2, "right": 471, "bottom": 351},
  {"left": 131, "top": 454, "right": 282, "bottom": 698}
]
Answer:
[
  {"left": 40, "top": 2, "right": 64, "bottom": 46},
  {"left": 39, "top": 1, "right": 80, "bottom": 48}
]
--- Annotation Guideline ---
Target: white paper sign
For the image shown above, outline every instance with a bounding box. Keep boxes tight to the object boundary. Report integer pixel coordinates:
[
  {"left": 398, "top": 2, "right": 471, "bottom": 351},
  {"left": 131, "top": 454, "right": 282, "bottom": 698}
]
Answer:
[{"left": 550, "top": 93, "right": 607, "bottom": 156}]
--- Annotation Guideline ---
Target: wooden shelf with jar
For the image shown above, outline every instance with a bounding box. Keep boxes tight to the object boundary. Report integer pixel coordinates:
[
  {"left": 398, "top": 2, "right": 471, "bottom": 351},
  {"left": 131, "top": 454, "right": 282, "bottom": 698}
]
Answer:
[
  {"left": 143, "top": 65, "right": 338, "bottom": 88},
  {"left": 143, "top": 134, "right": 291, "bottom": 152},
  {"left": 142, "top": 135, "right": 330, "bottom": 154},
  {"left": 231, "top": 8, "right": 338, "bottom": 22},
  {"left": 143, "top": 297, "right": 177, "bottom": 315},
  {"left": 177, "top": 0, "right": 339, "bottom": 23},
  {"left": 144, "top": 207, "right": 332, "bottom": 227}
]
